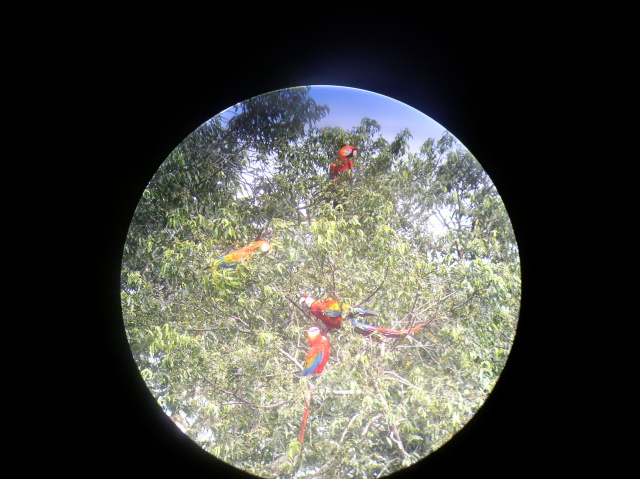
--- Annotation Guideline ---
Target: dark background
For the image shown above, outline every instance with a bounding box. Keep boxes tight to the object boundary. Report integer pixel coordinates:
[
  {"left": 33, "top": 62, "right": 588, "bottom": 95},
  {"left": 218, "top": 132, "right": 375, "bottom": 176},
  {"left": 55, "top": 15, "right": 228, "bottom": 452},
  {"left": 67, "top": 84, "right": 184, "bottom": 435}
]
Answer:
[{"left": 58, "top": 11, "right": 597, "bottom": 478}]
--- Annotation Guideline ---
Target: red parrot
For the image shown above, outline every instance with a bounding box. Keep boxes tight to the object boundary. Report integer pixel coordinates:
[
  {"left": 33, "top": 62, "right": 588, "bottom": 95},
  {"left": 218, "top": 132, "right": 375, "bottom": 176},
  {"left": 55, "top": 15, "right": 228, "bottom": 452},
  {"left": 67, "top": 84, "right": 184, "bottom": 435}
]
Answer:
[
  {"left": 328, "top": 145, "right": 356, "bottom": 184},
  {"left": 217, "top": 240, "right": 271, "bottom": 268},
  {"left": 299, "top": 295, "right": 378, "bottom": 331},
  {"left": 301, "top": 326, "right": 330, "bottom": 376},
  {"left": 299, "top": 326, "right": 330, "bottom": 446},
  {"left": 299, "top": 295, "right": 426, "bottom": 340}
]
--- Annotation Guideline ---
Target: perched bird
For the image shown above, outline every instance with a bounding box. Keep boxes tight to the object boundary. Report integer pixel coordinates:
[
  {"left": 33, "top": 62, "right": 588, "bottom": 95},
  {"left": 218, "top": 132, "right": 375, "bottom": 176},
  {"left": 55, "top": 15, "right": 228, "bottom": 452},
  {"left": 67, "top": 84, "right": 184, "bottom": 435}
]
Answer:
[
  {"left": 301, "top": 326, "right": 330, "bottom": 376},
  {"left": 328, "top": 145, "right": 356, "bottom": 184},
  {"left": 217, "top": 240, "right": 271, "bottom": 268},
  {"left": 299, "top": 326, "right": 330, "bottom": 446},
  {"left": 349, "top": 316, "right": 426, "bottom": 340},
  {"left": 299, "top": 295, "right": 378, "bottom": 331},
  {"left": 299, "top": 295, "right": 426, "bottom": 340}
]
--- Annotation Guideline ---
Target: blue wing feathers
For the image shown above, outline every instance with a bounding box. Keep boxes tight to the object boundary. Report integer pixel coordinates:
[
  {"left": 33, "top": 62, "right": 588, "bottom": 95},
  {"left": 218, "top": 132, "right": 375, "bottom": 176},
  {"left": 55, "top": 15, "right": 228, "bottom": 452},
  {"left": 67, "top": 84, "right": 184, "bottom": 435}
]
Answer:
[
  {"left": 302, "top": 352, "right": 324, "bottom": 376},
  {"left": 349, "top": 317, "right": 375, "bottom": 335},
  {"left": 353, "top": 308, "right": 378, "bottom": 317},
  {"left": 216, "top": 254, "right": 237, "bottom": 268},
  {"left": 349, "top": 317, "right": 407, "bottom": 339}
]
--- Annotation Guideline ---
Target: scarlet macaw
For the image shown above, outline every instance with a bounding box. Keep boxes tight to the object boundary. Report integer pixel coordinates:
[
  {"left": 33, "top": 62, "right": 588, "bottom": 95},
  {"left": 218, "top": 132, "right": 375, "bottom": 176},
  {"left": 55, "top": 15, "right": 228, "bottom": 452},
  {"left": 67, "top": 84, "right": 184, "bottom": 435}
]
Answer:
[
  {"left": 299, "top": 295, "right": 378, "bottom": 331},
  {"left": 299, "top": 326, "right": 330, "bottom": 446},
  {"left": 216, "top": 240, "right": 271, "bottom": 268},
  {"left": 301, "top": 326, "right": 330, "bottom": 376},
  {"left": 328, "top": 145, "right": 356, "bottom": 185},
  {"left": 299, "top": 295, "right": 426, "bottom": 340}
]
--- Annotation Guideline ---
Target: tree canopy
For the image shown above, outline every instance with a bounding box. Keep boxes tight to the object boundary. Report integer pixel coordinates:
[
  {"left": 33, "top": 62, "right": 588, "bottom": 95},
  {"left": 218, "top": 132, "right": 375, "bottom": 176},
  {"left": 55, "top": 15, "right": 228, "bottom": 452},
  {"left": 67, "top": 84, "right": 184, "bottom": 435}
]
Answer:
[{"left": 121, "top": 86, "right": 521, "bottom": 478}]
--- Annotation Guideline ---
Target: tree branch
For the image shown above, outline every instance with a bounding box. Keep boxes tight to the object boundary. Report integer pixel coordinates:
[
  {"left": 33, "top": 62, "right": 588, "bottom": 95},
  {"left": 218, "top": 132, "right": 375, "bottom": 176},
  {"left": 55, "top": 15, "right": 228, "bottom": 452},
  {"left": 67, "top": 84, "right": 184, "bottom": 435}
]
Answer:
[
  {"left": 210, "top": 301, "right": 252, "bottom": 330},
  {"left": 356, "top": 271, "right": 388, "bottom": 309},
  {"left": 389, "top": 423, "right": 410, "bottom": 460},
  {"left": 383, "top": 370, "right": 420, "bottom": 390},
  {"left": 284, "top": 293, "right": 315, "bottom": 322},
  {"left": 376, "top": 458, "right": 400, "bottom": 479},
  {"left": 297, "top": 413, "right": 359, "bottom": 478},
  {"left": 332, "top": 389, "right": 356, "bottom": 395},
  {"left": 220, "top": 388, "right": 288, "bottom": 410},
  {"left": 278, "top": 347, "right": 302, "bottom": 369},
  {"left": 339, "top": 414, "right": 359, "bottom": 445},
  {"left": 361, "top": 413, "right": 383, "bottom": 438}
]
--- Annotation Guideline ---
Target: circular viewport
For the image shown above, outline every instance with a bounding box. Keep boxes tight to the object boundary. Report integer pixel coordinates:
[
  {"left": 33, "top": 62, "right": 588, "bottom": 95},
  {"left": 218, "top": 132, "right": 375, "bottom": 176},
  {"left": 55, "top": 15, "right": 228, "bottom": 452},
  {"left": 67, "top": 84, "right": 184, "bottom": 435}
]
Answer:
[{"left": 121, "top": 85, "right": 521, "bottom": 478}]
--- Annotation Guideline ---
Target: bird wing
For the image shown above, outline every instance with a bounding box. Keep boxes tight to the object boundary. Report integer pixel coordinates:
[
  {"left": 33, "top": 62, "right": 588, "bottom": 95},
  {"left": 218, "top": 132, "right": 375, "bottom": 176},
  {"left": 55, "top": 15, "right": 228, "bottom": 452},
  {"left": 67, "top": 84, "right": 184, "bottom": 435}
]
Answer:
[
  {"left": 316, "top": 337, "right": 330, "bottom": 373},
  {"left": 351, "top": 307, "right": 378, "bottom": 317},
  {"left": 302, "top": 350, "right": 325, "bottom": 376},
  {"left": 217, "top": 252, "right": 240, "bottom": 268},
  {"left": 217, "top": 242, "right": 269, "bottom": 268},
  {"left": 320, "top": 300, "right": 343, "bottom": 317},
  {"left": 217, "top": 245, "right": 249, "bottom": 265},
  {"left": 349, "top": 317, "right": 425, "bottom": 339}
]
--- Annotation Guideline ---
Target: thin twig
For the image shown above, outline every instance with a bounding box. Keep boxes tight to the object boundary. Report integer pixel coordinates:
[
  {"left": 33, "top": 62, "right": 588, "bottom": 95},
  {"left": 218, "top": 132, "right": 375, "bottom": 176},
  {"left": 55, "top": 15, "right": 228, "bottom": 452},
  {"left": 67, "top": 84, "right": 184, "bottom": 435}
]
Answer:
[
  {"left": 338, "top": 414, "right": 359, "bottom": 446},
  {"left": 172, "top": 301, "right": 212, "bottom": 315},
  {"left": 279, "top": 347, "right": 302, "bottom": 369},
  {"left": 284, "top": 293, "right": 312, "bottom": 318},
  {"left": 376, "top": 458, "right": 400, "bottom": 479},
  {"left": 186, "top": 327, "right": 251, "bottom": 333},
  {"left": 330, "top": 263, "right": 337, "bottom": 300},
  {"left": 383, "top": 370, "right": 420, "bottom": 390},
  {"left": 221, "top": 400, "right": 287, "bottom": 409},
  {"left": 332, "top": 389, "right": 356, "bottom": 395},
  {"left": 220, "top": 388, "right": 288, "bottom": 410},
  {"left": 356, "top": 271, "right": 388, "bottom": 309},
  {"left": 210, "top": 301, "right": 252, "bottom": 329},
  {"left": 297, "top": 413, "right": 359, "bottom": 478},
  {"left": 361, "top": 413, "right": 383, "bottom": 439}
]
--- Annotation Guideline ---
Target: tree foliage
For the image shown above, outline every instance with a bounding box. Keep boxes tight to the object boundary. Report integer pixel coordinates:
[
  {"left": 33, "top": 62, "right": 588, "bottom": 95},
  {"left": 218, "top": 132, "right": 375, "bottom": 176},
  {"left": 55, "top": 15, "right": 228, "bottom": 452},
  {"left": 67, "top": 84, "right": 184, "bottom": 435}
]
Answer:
[{"left": 121, "top": 87, "right": 521, "bottom": 478}]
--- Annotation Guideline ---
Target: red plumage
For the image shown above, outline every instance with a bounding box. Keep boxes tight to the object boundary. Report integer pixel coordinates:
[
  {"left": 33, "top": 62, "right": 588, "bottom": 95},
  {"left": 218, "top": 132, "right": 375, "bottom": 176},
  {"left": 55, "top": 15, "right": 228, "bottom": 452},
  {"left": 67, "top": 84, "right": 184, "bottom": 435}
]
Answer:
[
  {"left": 299, "top": 296, "right": 344, "bottom": 330},
  {"left": 329, "top": 145, "right": 356, "bottom": 182},
  {"left": 301, "top": 327, "right": 330, "bottom": 375},
  {"left": 299, "top": 327, "right": 330, "bottom": 446},
  {"left": 299, "top": 295, "right": 378, "bottom": 331},
  {"left": 217, "top": 240, "right": 271, "bottom": 268}
]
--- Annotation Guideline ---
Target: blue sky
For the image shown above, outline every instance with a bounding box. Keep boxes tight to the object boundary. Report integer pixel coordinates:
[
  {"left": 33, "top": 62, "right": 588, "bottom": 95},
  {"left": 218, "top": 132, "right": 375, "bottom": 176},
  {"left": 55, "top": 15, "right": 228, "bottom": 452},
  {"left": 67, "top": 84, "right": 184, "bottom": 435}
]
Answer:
[
  {"left": 214, "top": 85, "right": 453, "bottom": 154},
  {"left": 307, "top": 85, "right": 450, "bottom": 153}
]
